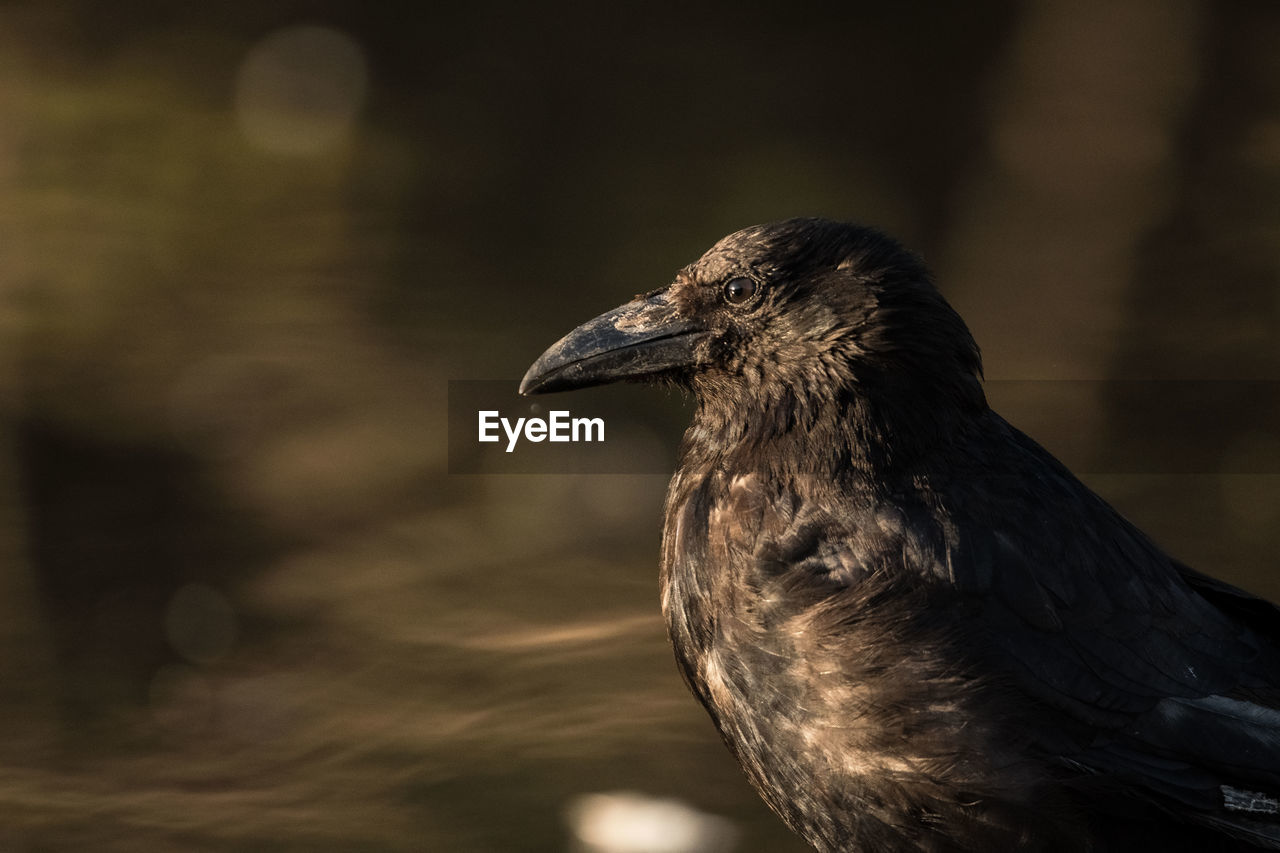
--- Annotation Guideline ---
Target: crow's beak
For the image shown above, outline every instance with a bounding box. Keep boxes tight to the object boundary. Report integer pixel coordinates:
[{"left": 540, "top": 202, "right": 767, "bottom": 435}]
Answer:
[{"left": 520, "top": 290, "right": 708, "bottom": 395}]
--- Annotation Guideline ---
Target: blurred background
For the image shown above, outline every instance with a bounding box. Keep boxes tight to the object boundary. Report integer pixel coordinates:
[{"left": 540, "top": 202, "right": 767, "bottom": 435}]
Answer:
[{"left": 0, "top": 1, "right": 1277, "bottom": 850}]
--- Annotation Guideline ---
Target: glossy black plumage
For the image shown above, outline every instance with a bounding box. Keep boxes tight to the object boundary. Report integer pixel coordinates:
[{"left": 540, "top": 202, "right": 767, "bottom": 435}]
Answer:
[{"left": 520, "top": 219, "right": 1280, "bottom": 852}]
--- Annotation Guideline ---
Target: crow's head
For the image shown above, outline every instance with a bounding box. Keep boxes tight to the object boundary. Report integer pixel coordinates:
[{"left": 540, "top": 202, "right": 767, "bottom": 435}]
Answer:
[{"left": 521, "top": 219, "right": 985, "bottom": 427}]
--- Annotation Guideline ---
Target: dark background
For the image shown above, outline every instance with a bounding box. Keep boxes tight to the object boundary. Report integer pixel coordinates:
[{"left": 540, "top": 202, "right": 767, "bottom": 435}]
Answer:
[{"left": 1, "top": 1, "right": 1277, "bottom": 850}]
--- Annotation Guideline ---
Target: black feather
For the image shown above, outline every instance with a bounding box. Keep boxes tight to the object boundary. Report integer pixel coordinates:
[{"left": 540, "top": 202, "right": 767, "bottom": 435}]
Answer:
[{"left": 523, "top": 219, "right": 1280, "bottom": 851}]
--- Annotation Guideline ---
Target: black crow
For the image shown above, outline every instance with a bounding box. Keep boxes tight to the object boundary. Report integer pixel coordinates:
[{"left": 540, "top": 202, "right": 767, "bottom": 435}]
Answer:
[{"left": 519, "top": 219, "right": 1280, "bottom": 852}]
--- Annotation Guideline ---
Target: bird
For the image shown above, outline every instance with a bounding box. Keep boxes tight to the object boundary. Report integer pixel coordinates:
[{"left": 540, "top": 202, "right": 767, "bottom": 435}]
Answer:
[{"left": 519, "top": 218, "right": 1280, "bottom": 852}]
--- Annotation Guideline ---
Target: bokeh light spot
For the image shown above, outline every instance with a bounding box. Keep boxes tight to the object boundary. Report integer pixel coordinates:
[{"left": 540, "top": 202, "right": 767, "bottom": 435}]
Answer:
[
  {"left": 234, "top": 25, "right": 368, "bottom": 156},
  {"left": 567, "top": 791, "right": 739, "bottom": 853}
]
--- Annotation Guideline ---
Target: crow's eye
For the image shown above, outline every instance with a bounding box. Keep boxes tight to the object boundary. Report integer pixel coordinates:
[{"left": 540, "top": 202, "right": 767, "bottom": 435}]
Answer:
[{"left": 723, "top": 277, "right": 757, "bottom": 305}]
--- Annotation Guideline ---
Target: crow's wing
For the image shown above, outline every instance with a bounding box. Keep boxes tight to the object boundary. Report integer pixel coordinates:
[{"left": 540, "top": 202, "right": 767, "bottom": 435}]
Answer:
[
  {"left": 1176, "top": 560, "right": 1280, "bottom": 653},
  {"left": 944, "top": 416, "right": 1280, "bottom": 845}
]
